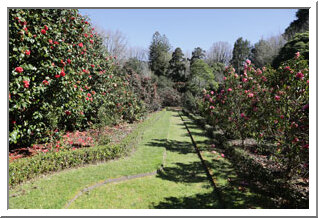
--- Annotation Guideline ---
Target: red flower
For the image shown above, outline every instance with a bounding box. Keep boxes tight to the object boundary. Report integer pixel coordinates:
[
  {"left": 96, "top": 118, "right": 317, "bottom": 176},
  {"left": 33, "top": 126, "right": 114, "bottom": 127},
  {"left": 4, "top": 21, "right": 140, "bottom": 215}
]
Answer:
[
  {"left": 71, "top": 17, "right": 75, "bottom": 20},
  {"left": 67, "top": 59, "right": 71, "bottom": 64},
  {"left": 15, "top": 67, "right": 23, "bottom": 73},
  {"left": 42, "top": 80, "right": 49, "bottom": 85},
  {"left": 91, "top": 91, "right": 96, "bottom": 95},
  {"left": 65, "top": 110, "right": 71, "bottom": 116},
  {"left": 87, "top": 93, "right": 92, "bottom": 97},
  {"left": 55, "top": 74, "right": 60, "bottom": 78},
  {"left": 78, "top": 43, "right": 83, "bottom": 47},
  {"left": 60, "top": 70, "right": 66, "bottom": 77},
  {"left": 84, "top": 33, "right": 88, "bottom": 37},
  {"left": 54, "top": 41, "right": 59, "bottom": 45},
  {"left": 11, "top": 120, "right": 16, "bottom": 125},
  {"left": 85, "top": 97, "right": 89, "bottom": 101},
  {"left": 25, "top": 50, "right": 31, "bottom": 55},
  {"left": 49, "top": 39, "right": 53, "bottom": 44},
  {"left": 44, "top": 25, "right": 49, "bottom": 30},
  {"left": 23, "top": 80, "right": 30, "bottom": 88},
  {"left": 41, "top": 29, "right": 46, "bottom": 34},
  {"left": 90, "top": 39, "right": 94, "bottom": 44},
  {"left": 91, "top": 64, "right": 95, "bottom": 68}
]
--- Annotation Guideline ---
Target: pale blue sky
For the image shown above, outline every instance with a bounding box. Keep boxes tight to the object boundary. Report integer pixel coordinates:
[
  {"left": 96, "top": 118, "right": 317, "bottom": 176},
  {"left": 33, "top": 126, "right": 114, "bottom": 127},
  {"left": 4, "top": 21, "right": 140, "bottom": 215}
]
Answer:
[{"left": 79, "top": 9, "right": 297, "bottom": 53}]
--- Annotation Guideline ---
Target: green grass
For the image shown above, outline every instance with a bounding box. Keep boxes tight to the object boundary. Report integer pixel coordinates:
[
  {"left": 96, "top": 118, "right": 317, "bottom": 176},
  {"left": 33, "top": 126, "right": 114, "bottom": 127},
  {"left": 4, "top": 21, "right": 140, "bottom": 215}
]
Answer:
[
  {"left": 10, "top": 108, "right": 275, "bottom": 209},
  {"left": 179, "top": 112, "right": 276, "bottom": 209},
  {"left": 68, "top": 109, "right": 220, "bottom": 209},
  {"left": 9, "top": 110, "right": 171, "bottom": 209}
]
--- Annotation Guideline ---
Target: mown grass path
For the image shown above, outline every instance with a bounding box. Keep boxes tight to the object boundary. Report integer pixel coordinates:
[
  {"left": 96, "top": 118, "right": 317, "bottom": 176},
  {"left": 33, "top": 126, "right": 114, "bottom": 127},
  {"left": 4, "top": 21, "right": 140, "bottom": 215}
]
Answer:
[{"left": 10, "top": 108, "right": 274, "bottom": 209}]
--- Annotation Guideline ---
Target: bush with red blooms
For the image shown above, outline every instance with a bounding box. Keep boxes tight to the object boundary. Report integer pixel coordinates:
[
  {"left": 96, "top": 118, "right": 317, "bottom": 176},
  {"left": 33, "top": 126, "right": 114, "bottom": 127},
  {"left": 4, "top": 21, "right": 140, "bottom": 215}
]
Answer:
[
  {"left": 201, "top": 53, "right": 308, "bottom": 180},
  {"left": 9, "top": 9, "right": 144, "bottom": 150}
]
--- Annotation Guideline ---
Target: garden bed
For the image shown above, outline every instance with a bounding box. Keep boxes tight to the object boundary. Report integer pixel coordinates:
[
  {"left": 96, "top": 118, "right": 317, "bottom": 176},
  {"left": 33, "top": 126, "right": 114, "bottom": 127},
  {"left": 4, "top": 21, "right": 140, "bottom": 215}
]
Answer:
[{"left": 182, "top": 108, "right": 309, "bottom": 208}]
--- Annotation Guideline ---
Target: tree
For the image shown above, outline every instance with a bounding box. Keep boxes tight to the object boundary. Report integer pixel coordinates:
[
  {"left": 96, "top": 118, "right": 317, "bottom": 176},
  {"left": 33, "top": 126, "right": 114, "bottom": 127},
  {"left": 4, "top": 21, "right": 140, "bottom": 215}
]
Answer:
[
  {"left": 206, "top": 41, "right": 232, "bottom": 65},
  {"left": 283, "top": 9, "right": 309, "bottom": 41},
  {"left": 250, "top": 35, "right": 286, "bottom": 68},
  {"left": 230, "top": 37, "right": 251, "bottom": 73},
  {"left": 188, "top": 59, "right": 218, "bottom": 96},
  {"left": 148, "top": 31, "right": 171, "bottom": 77},
  {"left": 272, "top": 32, "right": 309, "bottom": 68},
  {"left": 168, "top": 47, "right": 187, "bottom": 82},
  {"left": 99, "top": 29, "right": 128, "bottom": 62},
  {"left": 190, "top": 47, "right": 206, "bottom": 65}
]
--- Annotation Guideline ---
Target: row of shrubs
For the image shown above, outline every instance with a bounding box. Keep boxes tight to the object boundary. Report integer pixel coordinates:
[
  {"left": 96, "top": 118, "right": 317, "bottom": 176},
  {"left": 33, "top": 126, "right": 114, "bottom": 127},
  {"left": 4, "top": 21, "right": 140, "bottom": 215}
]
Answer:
[
  {"left": 182, "top": 109, "right": 308, "bottom": 208},
  {"left": 9, "top": 9, "right": 145, "bottom": 150},
  {"left": 9, "top": 110, "right": 164, "bottom": 188},
  {"left": 197, "top": 53, "right": 308, "bottom": 181}
]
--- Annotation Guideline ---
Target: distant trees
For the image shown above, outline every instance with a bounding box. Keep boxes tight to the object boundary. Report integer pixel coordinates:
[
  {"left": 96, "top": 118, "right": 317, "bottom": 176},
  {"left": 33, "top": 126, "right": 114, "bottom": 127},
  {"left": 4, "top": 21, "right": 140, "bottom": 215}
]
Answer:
[
  {"left": 168, "top": 47, "right": 187, "bottom": 82},
  {"left": 250, "top": 35, "right": 285, "bottom": 68},
  {"left": 230, "top": 37, "right": 251, "bottom": 73},
  {"left": 100, "top": 29, "right": 128, "bottom": 62},
  {"left": 206, "top": 41, "right": 232, "bottom": 65},
  {"left": 283, "top": 9, "right": 309, "bottom": 41},
  {"left": 272, "top": 32, "right": 309, "bottom": 68},
  {"left": 149, "top": 31, "right": 171, "bottom": 77}
]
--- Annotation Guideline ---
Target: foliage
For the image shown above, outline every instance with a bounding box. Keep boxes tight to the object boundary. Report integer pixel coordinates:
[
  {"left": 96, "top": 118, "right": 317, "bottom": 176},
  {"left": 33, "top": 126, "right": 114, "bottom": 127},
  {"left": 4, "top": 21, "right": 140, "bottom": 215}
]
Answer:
[
  {"left": 190, "top": 47, "right": 206, "bottom": 65},
  {"left": 272, "top": 32, "right": 309, "bottom": 68},
  {"left": 283, "top": 9, "right": 309, "bottom": 41},
  {"left": 9, "top": 9, "right": 144, "bottom": 149},
  {"left": 9, "top": 109, "right": 162, "bottom": 188},
  {"left": 156, "top": 76, "right": 181, "bottom": 107},
  {"left": 201, "top": 54, "right": 309, "bottom": 180},
  {"left": 230, "top": 37, "right": 251, "bottom": 73},
  {"left": 168, "top": 47, "right": 187, "bottom": 82},
  {"left": 148, "top": 31, "right": 171, "bottom": 77}
]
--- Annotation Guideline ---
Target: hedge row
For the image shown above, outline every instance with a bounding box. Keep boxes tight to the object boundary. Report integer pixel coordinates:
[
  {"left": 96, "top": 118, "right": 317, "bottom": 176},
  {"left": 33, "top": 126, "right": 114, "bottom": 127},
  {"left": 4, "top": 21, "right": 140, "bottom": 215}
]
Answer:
[
  {"left": 9, "top": 110, "right": 164, "bottom": 188},
  {"left": 182, "top": 108, "right": 308, "bottom": 208}
]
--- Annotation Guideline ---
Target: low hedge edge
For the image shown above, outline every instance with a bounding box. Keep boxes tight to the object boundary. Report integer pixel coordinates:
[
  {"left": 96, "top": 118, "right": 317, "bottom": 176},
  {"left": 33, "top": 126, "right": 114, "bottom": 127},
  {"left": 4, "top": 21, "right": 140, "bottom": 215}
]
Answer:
[{"left": 9, "top": 110, "right": 165, "bottom": 188}]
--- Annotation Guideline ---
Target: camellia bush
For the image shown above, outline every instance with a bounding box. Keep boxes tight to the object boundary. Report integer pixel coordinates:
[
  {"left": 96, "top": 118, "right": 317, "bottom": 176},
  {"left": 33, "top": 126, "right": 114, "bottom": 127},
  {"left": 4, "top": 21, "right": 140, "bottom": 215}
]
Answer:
[
  {"left": 201, "top": 52, "right": 309, "bottom": 180},
  {"left": 9, "top": 9, "right": 144, "bottom": 150}
]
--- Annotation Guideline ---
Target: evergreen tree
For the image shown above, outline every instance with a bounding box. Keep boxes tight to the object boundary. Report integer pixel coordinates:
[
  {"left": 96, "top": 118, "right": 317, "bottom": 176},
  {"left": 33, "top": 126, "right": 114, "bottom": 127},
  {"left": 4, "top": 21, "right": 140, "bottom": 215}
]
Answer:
[
  {"left": 148, "top": 31, "right": 171, "bottom": 76},
  {"left": 190, "top": 47, "right": 206, "bottom": 65},
  {"left": 283, "top": 9, "right": 309, "bottom": 41},
  {"left": 230, "top": 37, "right": 251, "bottom": 73},
  {"left": 168, "top": 47, "right": 187, "bottom": 82}
]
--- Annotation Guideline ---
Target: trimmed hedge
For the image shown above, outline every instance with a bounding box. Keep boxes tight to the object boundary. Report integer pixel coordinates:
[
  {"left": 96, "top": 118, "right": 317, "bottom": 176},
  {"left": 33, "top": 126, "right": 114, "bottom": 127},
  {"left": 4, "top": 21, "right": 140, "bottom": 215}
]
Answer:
[{"left": 9, "top": 110, "right": 164, "bottom": 188}]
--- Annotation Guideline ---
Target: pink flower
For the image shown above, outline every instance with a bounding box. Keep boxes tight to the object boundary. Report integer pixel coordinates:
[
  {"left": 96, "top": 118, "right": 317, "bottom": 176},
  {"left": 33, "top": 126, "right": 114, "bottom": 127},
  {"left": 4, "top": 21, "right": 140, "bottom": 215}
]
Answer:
[
  {"left": 210, "top": 91, "right": 214, "bottom": 95},
  {"left": 210, "top": 106, "right": 215, "bottom": 110},
  {"left": 78, "top": 42, "right": 83, "bottom": 47},
  {"left": 296, "top": 72, "right": 304, "bottom": 79},
  {"left": 242, "top": 78, "right": 248, "bottom": 83},
  {"left": 223, "top": 76, "right": 227, "bottom": 80},
  {"left": 280, "top": 115, "right": 284, "bottom": 119},
  {"left": 221, "top": 153, "right": 225, "bottom": 158},
  {"left": 248, "top": 93, "right": 254, "bottom": 98},
  {"left": 240, "top": 113, "right": 245, "bottom": 118},
  {"left": 295, "top": 51, "right": 300, "bottom": 59},
  {"left": 275, "top": 95, "right": 280, "bottom": 101},
  {"left": 245, "top": 59, "right": 251, "bottom": 65},
  {"left": 42, "top": 80, "right": 49, "bottom": 85},
  {"left": 41, "top": 29, "right": 46, "bottom": 34},
  {"left": 212, "top": 151, "right": 217, "bottom": 154},
  {"left": 227, "top": 88, "right": 232, "bottom": 92}
]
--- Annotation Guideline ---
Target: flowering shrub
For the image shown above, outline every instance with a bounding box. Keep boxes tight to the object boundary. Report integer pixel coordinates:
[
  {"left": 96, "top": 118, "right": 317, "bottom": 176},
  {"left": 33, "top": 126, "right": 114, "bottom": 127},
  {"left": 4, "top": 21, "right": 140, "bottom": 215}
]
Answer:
[
  {"left": 202, "top": 53, "right": 309, "bottom": 180},
  {"left": 9, "top": 9, "right": 144, "bottom": 150}
]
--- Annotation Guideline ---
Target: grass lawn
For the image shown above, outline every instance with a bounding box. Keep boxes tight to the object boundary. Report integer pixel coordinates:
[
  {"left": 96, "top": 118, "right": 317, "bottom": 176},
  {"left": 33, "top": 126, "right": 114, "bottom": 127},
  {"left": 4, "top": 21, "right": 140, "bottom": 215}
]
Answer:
[
  {"left": 68, "top": 109, "right": 219, "bottom": 209},
  {"left": 9, "top": 110, "right": 170, "bottom": 209},
  {"left": 9, "top": 108, "right": 275, "bottom": 209}
]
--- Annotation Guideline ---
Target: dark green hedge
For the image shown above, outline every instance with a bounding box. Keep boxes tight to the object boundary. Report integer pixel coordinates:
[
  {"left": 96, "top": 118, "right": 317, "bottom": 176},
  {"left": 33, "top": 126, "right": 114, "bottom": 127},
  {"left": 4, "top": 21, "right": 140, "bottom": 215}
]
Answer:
[{"left": 9, "top": 110, "right": 164, "bottom": 188}]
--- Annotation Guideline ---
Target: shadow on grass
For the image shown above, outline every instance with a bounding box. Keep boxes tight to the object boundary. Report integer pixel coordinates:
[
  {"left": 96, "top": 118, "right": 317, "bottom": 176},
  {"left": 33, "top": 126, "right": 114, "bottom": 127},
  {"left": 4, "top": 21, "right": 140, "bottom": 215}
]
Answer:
[
  {"left": 151, "top": 191, "right": 221, "bottom": 209},
  {"left": 146, "top": 139, "right": 196, "bottom": 155}
]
